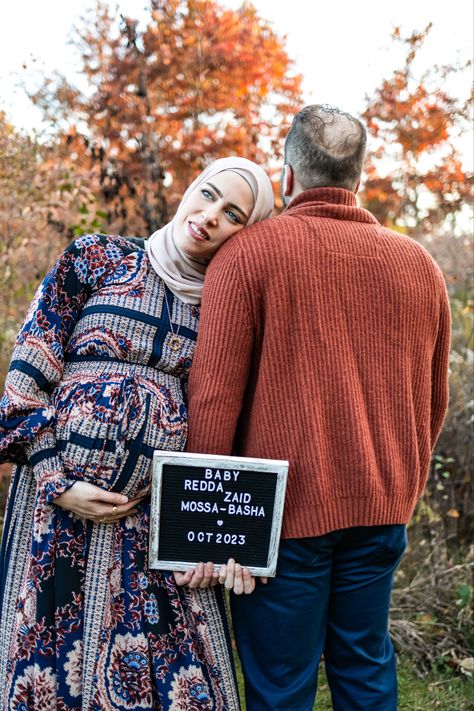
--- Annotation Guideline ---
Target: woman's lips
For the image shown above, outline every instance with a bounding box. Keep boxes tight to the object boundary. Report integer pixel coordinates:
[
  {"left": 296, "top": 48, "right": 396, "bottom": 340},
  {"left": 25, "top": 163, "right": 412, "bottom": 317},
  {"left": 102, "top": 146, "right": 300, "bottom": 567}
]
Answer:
[{"left": 188, "top": 221, "right": 210, "bottom": 241}]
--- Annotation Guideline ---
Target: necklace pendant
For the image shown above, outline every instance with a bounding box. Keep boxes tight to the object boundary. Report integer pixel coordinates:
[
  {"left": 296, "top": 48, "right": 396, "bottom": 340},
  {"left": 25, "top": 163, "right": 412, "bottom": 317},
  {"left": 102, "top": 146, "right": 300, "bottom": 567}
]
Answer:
[{"left": 169, "top": 335, "right": 183, "bottom": 352}]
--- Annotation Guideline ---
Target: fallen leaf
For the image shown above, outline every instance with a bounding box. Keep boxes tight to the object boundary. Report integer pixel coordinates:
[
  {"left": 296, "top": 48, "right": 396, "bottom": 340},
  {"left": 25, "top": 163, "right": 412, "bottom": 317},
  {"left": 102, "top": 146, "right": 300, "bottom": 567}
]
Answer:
[
  {"left": 447, "top": 508, "right": 460, "bottom": 518},
  {"left": 459, "top": 657, "right": 474, "bottom": 675}
]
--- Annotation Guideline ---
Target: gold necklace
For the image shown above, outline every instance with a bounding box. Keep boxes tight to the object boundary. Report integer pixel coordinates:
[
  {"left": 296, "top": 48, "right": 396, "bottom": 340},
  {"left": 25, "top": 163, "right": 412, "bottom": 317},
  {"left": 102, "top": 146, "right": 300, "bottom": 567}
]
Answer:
[{"left": 163, "top": 289, "right": 183, "bottom": 352}]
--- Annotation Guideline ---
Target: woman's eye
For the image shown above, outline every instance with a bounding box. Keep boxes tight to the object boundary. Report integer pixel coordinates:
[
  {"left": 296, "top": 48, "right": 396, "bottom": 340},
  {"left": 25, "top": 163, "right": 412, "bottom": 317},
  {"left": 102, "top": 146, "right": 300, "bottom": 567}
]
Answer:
[
  {"left": 201, "top": 188, "right": 213, "bottom": 200},
  {"left": 226, "top": 209, "right": 240, "bottom": 224}
]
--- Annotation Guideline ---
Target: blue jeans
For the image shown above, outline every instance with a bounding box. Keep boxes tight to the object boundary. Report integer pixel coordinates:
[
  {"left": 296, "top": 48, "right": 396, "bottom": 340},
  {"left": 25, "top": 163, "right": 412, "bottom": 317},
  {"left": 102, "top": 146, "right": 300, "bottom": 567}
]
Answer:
[{"left": 230, "top": 525, "right": 407, "bottom": 711}]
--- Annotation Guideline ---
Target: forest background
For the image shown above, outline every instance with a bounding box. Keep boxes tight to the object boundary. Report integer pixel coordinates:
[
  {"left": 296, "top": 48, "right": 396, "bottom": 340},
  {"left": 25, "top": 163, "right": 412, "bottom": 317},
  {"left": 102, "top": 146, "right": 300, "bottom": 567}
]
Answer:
[{"left": 0, "top": 0, "right": 472, "bottom": 706}]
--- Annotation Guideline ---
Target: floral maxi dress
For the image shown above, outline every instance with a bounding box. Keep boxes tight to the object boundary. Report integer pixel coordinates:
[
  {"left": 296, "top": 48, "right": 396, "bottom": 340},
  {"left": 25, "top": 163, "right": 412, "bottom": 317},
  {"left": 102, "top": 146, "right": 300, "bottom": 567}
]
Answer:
[{"left": 0, "top": 235, "right": 239, "bottom": 710}]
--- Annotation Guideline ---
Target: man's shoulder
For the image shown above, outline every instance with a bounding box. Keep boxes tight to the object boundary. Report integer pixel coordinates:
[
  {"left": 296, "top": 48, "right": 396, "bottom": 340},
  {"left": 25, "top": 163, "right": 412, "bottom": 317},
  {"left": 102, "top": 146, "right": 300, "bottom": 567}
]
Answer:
[
  {"left": 235, "top": 212, "right": 295, "bottom": 248},
  {"left": 379, "top": 225, "right": 442, "bottom": 265},
  {"left": 206, "top": 215, "right": 286, "bottom": 279}
]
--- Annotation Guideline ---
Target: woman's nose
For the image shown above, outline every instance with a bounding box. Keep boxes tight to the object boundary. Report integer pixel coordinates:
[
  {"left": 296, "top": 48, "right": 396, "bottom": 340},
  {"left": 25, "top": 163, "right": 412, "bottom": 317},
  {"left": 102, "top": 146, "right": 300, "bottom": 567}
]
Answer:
[{"left": 201, "top": 206, "right": 219, "bottom": 225}]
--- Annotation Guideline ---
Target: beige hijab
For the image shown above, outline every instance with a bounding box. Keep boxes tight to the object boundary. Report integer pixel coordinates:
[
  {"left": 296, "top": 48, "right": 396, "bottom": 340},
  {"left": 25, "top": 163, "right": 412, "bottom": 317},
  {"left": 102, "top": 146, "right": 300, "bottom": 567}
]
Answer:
[{"left": 146, "top": 157, "right": 274, "bottom": 305}]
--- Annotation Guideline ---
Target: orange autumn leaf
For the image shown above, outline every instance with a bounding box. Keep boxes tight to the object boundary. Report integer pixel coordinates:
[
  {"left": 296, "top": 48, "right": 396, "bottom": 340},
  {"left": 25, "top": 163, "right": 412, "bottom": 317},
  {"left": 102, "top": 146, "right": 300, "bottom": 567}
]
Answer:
[{"left": 447, "top": 509, "right": 460, "bottom": 518}]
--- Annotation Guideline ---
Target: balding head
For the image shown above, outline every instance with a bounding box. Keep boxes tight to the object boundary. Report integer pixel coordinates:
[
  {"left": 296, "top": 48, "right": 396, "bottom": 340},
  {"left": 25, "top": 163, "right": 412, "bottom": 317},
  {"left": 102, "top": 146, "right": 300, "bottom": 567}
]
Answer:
[{"left": 283, "top": 105, "right": 367, "bottom": 200}]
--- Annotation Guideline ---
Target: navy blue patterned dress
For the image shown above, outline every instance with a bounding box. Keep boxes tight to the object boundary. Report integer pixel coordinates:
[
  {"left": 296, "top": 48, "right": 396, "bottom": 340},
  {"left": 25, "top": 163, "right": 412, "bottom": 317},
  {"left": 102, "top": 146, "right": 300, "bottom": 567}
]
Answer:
[{"left": 0, "top": 235, "right": 239, "bottom": 710}]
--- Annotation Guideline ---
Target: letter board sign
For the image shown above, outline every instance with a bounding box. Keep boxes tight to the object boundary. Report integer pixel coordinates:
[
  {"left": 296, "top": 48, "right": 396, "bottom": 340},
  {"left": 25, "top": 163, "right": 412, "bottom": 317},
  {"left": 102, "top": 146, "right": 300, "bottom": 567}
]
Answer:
[{"left": 149, "top": 451, "right": 288, "bottom": 577}]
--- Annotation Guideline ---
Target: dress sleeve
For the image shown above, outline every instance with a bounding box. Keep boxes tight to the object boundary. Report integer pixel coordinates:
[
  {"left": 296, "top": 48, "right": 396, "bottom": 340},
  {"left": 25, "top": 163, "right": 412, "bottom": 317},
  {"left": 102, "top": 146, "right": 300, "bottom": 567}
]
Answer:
[{"left": 0, "top": 234, "right": 129, "bottom": 503}]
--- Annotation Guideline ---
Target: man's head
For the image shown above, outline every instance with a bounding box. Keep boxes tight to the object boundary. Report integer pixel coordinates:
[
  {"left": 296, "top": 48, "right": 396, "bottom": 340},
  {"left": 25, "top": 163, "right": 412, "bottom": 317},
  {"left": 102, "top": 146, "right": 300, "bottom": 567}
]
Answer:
[{"left": 281, "top": 105, "right": 367, "bottom": 205}]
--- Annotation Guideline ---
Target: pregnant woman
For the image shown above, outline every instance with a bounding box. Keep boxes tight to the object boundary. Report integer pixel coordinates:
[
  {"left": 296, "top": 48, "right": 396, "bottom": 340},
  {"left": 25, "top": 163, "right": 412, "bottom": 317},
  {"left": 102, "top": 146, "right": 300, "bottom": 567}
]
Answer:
[{"left": 0, "top": 157, "right": 273, "bottom": 710}]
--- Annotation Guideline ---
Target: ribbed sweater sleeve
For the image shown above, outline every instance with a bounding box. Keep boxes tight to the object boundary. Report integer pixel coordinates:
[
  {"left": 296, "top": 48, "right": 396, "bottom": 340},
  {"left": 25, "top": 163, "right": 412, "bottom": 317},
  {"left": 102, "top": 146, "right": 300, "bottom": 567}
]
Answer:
[
  {"left": 187, "top": 240, "right": 252, "bottom": 455},
  {"left": 430, "top": 284, "right": 451, "bottom": 448}
]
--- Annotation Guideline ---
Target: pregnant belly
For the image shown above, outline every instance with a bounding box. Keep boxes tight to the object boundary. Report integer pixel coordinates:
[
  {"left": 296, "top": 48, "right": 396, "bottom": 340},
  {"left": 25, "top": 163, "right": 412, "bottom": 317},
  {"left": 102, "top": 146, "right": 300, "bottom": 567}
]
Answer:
[{"left": 53, "top": 370, "right": 187, "bottom": 497}]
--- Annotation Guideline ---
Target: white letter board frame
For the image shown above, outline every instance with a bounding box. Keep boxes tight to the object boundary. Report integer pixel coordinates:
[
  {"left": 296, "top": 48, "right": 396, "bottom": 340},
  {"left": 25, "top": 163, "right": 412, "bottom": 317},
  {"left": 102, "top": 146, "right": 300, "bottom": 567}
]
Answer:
[{"left": 149, "top": 451, "right": 289, "bottom": 577}]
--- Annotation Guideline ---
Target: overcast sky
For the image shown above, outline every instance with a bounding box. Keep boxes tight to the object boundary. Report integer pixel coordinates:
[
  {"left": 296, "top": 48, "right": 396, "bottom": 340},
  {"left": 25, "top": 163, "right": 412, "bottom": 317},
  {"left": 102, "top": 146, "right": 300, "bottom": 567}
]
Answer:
[{"left": 0, "top": 0, "right": 472, "bottom": 162}]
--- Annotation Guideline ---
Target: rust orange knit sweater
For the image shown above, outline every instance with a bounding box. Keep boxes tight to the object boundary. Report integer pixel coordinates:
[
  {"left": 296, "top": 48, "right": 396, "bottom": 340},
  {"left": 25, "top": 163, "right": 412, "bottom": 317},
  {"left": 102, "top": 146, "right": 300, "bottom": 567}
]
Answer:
[{"left": 187, "top": 188, "right": 451, "bottom": 538}]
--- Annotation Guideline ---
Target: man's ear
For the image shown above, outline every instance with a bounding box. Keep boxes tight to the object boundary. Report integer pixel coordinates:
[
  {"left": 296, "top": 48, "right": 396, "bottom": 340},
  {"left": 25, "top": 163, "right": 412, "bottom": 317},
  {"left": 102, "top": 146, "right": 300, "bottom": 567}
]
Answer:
[{"left": 282, "top": 164, "right": 294, "bottom": 197}]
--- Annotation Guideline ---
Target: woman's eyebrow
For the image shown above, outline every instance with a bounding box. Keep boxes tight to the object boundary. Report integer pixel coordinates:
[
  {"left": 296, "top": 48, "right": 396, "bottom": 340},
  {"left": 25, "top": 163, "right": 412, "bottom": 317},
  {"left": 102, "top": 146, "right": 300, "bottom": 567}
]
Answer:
[{"left": 205, "top": 182, "right": 250, "bottom": 220}]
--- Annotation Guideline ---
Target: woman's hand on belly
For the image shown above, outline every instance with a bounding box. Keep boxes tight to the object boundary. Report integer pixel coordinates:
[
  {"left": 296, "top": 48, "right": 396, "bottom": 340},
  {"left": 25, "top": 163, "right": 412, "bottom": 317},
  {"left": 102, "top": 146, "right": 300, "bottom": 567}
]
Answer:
[{"left": 53, "top": 481, "right": 142, "bottom": 523}]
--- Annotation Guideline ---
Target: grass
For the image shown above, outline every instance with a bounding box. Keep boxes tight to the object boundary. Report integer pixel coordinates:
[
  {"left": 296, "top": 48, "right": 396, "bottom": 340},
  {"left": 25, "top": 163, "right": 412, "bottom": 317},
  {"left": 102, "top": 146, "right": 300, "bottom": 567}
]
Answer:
[{"left": 234, "top": 654, "right": 474, "bottom": 710}]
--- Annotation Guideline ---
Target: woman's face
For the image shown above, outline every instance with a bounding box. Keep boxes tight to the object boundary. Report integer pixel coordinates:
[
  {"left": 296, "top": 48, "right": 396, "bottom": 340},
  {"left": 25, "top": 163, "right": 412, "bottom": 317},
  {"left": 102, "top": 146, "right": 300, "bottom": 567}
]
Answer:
[{"left": 174, "top": 170, "right": 254, "bottom": 261}]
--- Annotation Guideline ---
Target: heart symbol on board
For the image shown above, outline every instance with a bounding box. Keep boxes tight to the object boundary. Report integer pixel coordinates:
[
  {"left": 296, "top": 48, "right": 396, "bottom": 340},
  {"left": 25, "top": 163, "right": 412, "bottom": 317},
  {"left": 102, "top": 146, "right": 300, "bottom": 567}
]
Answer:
[{"left": 217, "top": 520, "right": 223, "bottom": 526}]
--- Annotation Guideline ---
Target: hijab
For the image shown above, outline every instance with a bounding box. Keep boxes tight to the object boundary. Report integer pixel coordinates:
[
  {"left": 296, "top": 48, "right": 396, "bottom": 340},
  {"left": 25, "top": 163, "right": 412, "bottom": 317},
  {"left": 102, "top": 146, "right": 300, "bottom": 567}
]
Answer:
[{"left": 145, "top": 157, "right": 274, "bottom": 305}]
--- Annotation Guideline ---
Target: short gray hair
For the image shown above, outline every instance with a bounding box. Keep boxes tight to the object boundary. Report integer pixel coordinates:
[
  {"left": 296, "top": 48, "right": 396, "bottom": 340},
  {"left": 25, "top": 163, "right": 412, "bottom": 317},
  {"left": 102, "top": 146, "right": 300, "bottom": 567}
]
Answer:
[{"left": 284, "top": 105, "right": 367, "bottom": 191}]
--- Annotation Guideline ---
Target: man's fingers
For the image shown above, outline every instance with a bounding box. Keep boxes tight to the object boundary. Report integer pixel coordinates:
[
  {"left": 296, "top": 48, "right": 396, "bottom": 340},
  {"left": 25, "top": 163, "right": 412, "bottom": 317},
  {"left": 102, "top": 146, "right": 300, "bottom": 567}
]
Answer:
[
  {"left": 199, "top": 562, "right": 215, "bottom": 588},
  {"left": 232, "top": 563, "right": 244, "bottom": 595},
  {"left": 173, "top": 569, "right": 194, "bottom": 586},
  {"left": 188, "top": 562, "right": 205, "bottom": 588},
  {"left": 224, "top": 558, "right": 235, "bottom": 590},
  {"left": 242, "top": 567, "right": 256, "bottom": 594},
  {"left": 172, "top": 560, "right": 256, "bottom": 592},
  {"left": 174, "top": 564, "right": 218, "bottom": 589}
]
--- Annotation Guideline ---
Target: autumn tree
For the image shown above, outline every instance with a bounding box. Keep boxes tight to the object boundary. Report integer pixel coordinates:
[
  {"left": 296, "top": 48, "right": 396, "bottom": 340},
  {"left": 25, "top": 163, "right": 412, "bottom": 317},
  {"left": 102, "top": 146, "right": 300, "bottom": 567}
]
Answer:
[
  {"left": 32, "top": 0, "right": 303, "bottom": 235},
  {"left": 361, "top": 24, "right": 472, "bottom": 234},
  {"left": 0, "top": 112, "right": 106, "bottom": 379}
]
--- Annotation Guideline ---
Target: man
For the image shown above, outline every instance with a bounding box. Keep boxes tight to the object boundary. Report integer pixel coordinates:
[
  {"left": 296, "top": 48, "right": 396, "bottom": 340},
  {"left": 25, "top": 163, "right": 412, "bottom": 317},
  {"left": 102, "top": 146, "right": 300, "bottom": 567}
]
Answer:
[{"left": 186, "top": 105, "right": 451, "bottom": 710}]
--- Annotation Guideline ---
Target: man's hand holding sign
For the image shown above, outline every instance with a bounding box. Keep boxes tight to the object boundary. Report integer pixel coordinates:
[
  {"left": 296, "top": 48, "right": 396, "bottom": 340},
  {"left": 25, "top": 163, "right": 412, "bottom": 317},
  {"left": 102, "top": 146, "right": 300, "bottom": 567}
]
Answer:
[{"left": 149, "top": 452, "right": 287, "bottom": 593}]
